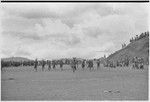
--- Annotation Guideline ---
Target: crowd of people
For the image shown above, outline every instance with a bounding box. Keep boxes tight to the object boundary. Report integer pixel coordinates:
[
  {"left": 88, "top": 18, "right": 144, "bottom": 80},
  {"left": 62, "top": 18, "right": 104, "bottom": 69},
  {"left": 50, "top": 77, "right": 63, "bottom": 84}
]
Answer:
[
  {"left": 33, "top": 58, "right": 101, "bottom": 72},
  {"left": 130, "top": 31, "right": 149, "bottom": 43},
  {"left": 1, "top": 60, "right": 35, "bottom": 68},
  {"left": 132, "top": 57, "right": 144, "bottom": 69},
  {"left": 1, "top": 55, "right": 147, "bottom": 72},
  {"left": 103, "top": 56, "right": 145, "bottom": 69},
  {"left": 1, "top": 57, "right": 103, "bottom": 72}
]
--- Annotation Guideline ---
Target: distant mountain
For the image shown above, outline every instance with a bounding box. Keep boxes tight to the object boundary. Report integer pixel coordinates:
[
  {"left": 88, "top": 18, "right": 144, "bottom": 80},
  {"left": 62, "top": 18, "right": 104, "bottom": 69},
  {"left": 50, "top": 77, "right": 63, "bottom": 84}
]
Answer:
[
  {"left": 107, "top": 36, "right": 149, "bottom": 64},
  {"left": 1, "top": 57, "right": 31, "bottom": 62}
]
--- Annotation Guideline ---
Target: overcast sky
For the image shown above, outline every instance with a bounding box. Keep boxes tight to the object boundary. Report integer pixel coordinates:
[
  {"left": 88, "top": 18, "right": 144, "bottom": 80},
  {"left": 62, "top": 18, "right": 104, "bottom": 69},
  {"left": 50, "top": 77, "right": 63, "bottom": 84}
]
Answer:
[{"left": 1, "top": 3, "right": 149, "bottom": 60}]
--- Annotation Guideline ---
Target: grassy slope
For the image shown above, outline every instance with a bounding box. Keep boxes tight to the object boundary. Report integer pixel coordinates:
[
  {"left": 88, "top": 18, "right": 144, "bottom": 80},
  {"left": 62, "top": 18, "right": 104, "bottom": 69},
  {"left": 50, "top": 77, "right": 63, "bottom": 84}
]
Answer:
[{"left": 107, "top": 36, "right": 149, "bottom": 63}]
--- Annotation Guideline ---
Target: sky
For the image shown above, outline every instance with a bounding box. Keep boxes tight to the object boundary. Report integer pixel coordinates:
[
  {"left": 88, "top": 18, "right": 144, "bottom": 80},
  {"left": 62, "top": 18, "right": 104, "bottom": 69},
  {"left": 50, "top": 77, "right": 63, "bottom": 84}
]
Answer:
[{"left": 0, "top": 3, "right": 149, "bottom": 60}]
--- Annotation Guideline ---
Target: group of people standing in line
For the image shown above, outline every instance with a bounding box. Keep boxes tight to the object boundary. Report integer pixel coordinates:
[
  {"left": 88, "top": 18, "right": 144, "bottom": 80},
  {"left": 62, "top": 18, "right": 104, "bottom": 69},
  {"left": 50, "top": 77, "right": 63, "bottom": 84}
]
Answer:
[
  {"left": 34, "top": 58, "right": 101, "bottom": 72},
  {"left": 1, "top": 56, "right": 146, "bottom": 72},
  {"left": 34, "top": 56, "right": 146, "bottom": 72},
  {"left": 130, "top": 31, "right": 149, "bottom": 43}
]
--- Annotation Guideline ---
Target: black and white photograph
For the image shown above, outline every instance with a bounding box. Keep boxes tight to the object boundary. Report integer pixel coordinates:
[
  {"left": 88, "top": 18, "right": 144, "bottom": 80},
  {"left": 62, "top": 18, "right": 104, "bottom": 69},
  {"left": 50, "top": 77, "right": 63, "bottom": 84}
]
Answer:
[{"left": 1, "top": 2, "right": 149, "bottom": 100}]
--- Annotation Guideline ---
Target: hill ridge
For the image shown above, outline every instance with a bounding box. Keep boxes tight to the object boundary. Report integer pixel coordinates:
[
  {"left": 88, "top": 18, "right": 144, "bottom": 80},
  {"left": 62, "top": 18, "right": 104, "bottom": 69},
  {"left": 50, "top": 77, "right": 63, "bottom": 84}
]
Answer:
[
  {"left": 107, "top": 35, "right": 149, "bottom": 63},
  {"left": 1, "top": 57, "right": 31, "bottom": 62}
]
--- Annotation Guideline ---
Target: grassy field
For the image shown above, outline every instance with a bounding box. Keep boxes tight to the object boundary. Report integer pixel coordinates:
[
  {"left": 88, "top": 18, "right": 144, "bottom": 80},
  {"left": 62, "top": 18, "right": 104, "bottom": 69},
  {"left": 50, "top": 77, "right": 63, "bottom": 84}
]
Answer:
[{"left": 1, "top": 65, "right": 148, "bottom": 100}]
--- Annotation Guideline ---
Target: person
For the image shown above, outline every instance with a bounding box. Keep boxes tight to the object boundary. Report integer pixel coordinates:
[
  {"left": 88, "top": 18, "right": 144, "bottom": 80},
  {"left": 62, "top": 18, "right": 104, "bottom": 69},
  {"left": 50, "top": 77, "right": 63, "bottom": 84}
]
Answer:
[
  {"left": 34, "top": 59, "right": 38, "bottom": 72},
  {"left": 132, "top": 57, "right": 138, "bottom": 69},
  {"left": 59, "top": 60, "right": 63, "bottom": 71},
  {"left": 97, "top": 60, "right": 100, "bottom": 69},
  {"left": 139, "top": 58, "right": 144, "bottom": 69},
  {"left": 116, "top": 60, "right": 119, "bottom": 67},
  {"left": 126, "top": 58, "right": 129, "bottom": 67},
  {"left": 72, "top": 58, "right": 77, "bottom": 73},
  {"left": 82, "top": 60, "right": 86, "bottom": 70},
  {"left": 48, "top": 60, "right": 51, "bottom": 71},
  {"left": 88, "top": 60, "right": 93, "bottom": 71},
  {"left": 52, "top": 60, "right": 56, "bottom": 69},
  {"left": 76, "top": 60, "right": 79, "bottom": 69},
  {"left": 42, "top": 60, "right": 46, "bottom": 71}
]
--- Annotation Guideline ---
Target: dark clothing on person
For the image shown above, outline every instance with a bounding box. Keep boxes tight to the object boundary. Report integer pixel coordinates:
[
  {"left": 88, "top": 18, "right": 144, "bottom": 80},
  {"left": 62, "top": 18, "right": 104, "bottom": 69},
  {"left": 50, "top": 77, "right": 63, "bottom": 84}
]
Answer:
[
  {"left": 59, "top": 60, "right": 63, "bottom": 71},
  {"left": 48, "top": 61, "right": 51, "bottom": 71},
  {"left": 42, "top": 60, "right": 46, "bottom": 71},
  {"left": 82, "top": 61, "right": 85, "bottom": 69},
  {"left": 97, "top": 61, "right": 100, "bottom": 68},
  {"left": 52, "top": 61, "right": 56, "bottom": 69},
  {"left": 34, "top": 59, "right": 38, "bottom": 71}
]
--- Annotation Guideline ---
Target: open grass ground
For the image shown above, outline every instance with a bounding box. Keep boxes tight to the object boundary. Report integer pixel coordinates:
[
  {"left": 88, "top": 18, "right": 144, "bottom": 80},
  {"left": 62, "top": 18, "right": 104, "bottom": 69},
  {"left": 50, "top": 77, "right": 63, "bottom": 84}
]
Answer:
[{"left": 1, "top": 65, "right": 148, "bottom": 100}]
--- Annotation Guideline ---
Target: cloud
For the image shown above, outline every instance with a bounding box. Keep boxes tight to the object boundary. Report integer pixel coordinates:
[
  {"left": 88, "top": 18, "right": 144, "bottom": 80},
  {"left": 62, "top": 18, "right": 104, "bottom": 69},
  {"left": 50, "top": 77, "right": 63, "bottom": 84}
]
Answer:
[
  {"left": 2, "top": 4, "right": 113, "bottom": 19},
  {"left": 2, "top": 31, "right": 40, "bottom": 40},
  {"left": 1, "top": 3, "right": 149, "bottom": 59},
  {"left": 14, "top": 50, "right": 31, "bottom": 57}
]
